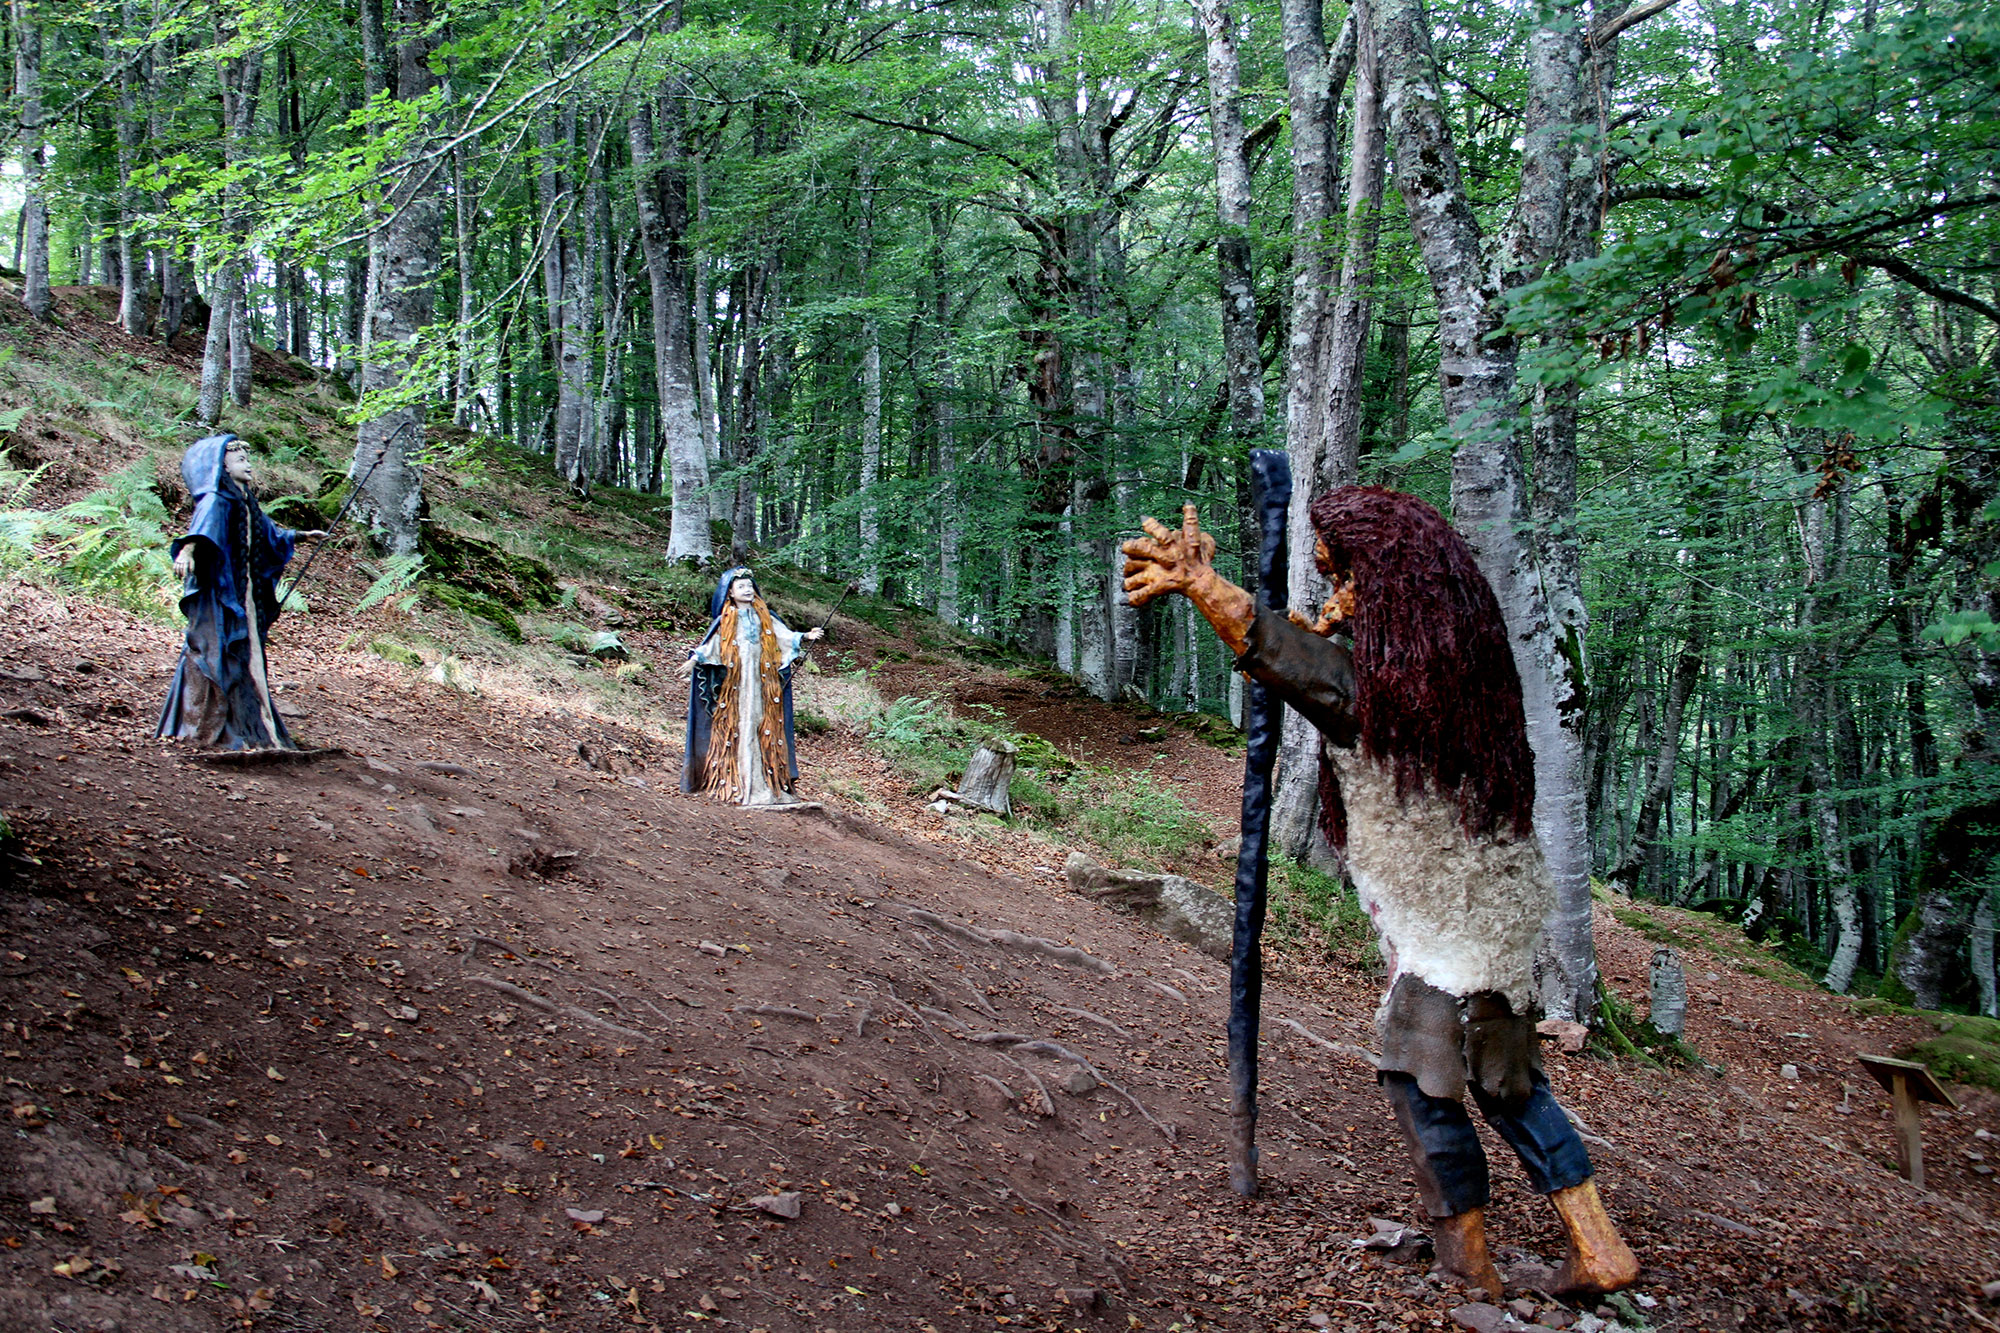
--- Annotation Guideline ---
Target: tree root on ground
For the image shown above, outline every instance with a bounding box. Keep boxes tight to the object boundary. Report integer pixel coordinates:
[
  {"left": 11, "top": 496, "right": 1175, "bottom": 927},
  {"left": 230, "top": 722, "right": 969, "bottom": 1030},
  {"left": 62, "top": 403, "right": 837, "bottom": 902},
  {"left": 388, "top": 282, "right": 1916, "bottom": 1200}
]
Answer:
[
  {"left": 1057, "top": 1006, "right": 1132, "bottom": 1040},
  {"left": 1277, "top": 1017, "right": 1378, "bottom": 1069},
  {"left": 906, "top": 908, "right": 1113, "bottom": 974},
  {"left": 461, "top": 973, "right": 655, "bottom": 1042},
  {"left": 731, "top": 1002, "right": 817, "bottom": 1022},
  {"left": 973, "top": 1033, "right": 1175, "bottom": 1143}
]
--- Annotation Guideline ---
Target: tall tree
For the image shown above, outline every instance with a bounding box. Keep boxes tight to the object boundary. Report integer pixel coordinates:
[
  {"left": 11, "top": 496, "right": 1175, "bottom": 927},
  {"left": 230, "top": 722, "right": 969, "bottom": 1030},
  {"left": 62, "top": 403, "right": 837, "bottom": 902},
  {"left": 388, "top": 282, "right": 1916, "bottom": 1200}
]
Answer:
[{"left": 353, "top": 0, "right": 440, "bottom": 556}]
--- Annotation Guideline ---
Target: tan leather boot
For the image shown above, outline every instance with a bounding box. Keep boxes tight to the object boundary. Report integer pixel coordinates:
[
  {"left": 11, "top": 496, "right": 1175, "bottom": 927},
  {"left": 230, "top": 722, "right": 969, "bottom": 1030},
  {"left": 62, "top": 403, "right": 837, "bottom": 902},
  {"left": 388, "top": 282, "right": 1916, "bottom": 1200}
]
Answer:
[
  {"left": 1549, "top": 1180, "right": 1639, "bottom": 1296},
  {"left": 1430, "top": 1208, "right": 1505, "bottom": 1300}
]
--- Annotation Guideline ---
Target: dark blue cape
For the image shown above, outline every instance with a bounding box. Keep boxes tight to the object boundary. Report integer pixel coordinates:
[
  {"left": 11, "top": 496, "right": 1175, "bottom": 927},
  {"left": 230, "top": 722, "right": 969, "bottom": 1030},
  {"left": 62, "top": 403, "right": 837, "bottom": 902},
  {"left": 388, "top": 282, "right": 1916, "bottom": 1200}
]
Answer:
[
  {"left": 680, "top": 567, "right": 799, "bottom": 794},
  {"left": 155, "top": 434, "right": 300, "bottom": 750}
]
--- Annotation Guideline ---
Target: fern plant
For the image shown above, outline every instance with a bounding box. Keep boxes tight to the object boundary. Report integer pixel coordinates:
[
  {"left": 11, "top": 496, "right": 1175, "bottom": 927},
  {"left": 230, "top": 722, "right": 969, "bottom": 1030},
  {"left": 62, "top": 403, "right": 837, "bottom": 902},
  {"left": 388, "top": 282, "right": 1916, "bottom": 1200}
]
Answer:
[
  {"left": 356, "top": 553, "right": 425, "bottom": 613},
  {"left": 0, "top": 452, "right": 177, "bottom": 614}
]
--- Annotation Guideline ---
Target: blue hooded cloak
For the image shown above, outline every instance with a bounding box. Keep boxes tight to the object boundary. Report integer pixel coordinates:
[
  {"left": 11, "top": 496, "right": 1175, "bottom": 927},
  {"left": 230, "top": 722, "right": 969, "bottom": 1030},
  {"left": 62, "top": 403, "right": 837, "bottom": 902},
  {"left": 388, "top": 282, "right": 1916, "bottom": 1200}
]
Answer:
[
  {"left": 155, "top": 434, "right": 301, "bottom": 750},
  {"left": 680, "top": 566, "right": 801, "bottom": 796}
]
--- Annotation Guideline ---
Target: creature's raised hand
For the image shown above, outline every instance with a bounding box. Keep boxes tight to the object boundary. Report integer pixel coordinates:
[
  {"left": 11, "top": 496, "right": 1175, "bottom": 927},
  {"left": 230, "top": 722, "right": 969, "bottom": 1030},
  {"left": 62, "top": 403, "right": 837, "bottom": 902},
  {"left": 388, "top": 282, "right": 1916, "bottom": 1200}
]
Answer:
[{"left": 1121, "top": 505, "right": 1217, "bottom": 608}]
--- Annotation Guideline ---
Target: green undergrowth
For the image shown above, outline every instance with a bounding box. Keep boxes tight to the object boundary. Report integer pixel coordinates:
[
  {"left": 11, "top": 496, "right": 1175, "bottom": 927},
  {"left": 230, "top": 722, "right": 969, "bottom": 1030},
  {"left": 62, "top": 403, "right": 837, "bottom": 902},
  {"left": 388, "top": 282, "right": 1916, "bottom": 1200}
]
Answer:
[
  {"left": 1604, "top": 890, "right": 1833, "bottom": 991},
  {"left": 1847, "top": 998, "right": 2000, "bottom": 1092},
  {"left": 1265, "top": 860, "right": 1377, "bottom": 966},
  {"left": 858, "top": 687, "right": 1216, "bottom": 870},
  {"left": 0, "top": 450, "right": 180, "bottom": 617}
]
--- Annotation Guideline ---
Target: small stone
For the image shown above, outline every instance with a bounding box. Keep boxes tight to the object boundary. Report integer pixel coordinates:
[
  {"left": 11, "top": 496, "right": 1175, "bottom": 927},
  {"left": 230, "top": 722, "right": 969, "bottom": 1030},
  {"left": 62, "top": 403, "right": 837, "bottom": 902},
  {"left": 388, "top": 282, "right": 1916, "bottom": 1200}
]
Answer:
[
  {"left": 417, "top": 761, "right": 472, "bottom": 776},
  {"left": 564, "top": 1207, "right": 605, "bottom": 1224},
  {"left": 750, "top": 1191, "right": 801, "bottom": 1220},
  {"left": 1060, "top": 1066, "right": 1098, "bottom": 1095},
  {"left": 365, "top": 757, "right": 403, "bottom": 775},
  {"left": 1449, "top": 1302, "right": 1508, "bottom": 1333},
  {"left": 1060, "top": 1288, "right": 1104, "bottom": 1311},
  {"left": 1539, "top": 1311, "right": 1577, "bottom": 1330},
  {"left": 1981, "top": 1279, "right": 2000, "bottom": 1303},
  {"left": 1536, "top": 1019, "right": 1589, "bottom": 1053},
  {"left": 1780, "top": 1063, "right": 1800, "bottom": 1081},
  {"left": 1508, "top": 1298, "right": 1540, "bottom": 1321},
  {"left": 392, "top": 1005, "right": 419, "bottom": 1021}
]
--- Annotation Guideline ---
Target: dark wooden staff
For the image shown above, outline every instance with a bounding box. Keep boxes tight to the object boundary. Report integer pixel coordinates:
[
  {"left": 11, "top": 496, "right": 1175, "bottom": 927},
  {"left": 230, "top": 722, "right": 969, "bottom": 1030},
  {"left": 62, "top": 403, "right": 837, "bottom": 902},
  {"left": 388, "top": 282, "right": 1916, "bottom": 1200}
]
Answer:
[
  {"left": 274, "top": 422, "right": 410, "bottom": 614},
  {"left": 1227, "top": 447, "right": 1291, "bottom": 1197}
]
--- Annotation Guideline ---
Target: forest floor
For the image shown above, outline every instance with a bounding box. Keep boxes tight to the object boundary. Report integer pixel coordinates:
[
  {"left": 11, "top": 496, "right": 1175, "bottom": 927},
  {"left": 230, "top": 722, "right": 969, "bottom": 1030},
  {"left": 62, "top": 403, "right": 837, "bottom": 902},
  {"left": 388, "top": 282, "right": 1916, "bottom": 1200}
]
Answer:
[{"left": 0, "top": 287, "right": 1997, "bottom": 1333}]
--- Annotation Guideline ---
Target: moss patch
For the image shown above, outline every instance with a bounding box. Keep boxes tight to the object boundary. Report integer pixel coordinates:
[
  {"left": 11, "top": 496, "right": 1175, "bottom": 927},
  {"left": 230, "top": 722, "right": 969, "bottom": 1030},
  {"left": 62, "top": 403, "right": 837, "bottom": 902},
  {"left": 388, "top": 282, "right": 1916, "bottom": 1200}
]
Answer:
[
  {"left": 422, "top": 580, "right": 523, "bottom": 642},
  {"left": 1901, "top": 1012, "right": 2000, "bottom": 1092},
  {"left": 370, "top": 639, "right": 425, "bottom": 668},
  {"left": 421, "top": 526, "right": 560, "bottom": 610}
]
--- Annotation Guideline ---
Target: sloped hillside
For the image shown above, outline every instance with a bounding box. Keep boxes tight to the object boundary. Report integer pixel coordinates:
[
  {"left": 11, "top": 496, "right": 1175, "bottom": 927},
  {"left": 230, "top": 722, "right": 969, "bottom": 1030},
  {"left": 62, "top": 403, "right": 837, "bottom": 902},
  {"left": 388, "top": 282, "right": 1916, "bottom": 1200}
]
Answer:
[{"left": 0, "top": 290, "right": 1995, "bottom": 1333}]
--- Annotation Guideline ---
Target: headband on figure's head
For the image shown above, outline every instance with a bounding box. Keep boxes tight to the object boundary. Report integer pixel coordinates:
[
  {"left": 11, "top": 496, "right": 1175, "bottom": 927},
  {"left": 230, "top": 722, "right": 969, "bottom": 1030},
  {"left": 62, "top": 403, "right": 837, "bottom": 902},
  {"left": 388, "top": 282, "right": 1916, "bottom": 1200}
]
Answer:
[{"left": 708, "top": 566, "right": 758, "bottom": 621}]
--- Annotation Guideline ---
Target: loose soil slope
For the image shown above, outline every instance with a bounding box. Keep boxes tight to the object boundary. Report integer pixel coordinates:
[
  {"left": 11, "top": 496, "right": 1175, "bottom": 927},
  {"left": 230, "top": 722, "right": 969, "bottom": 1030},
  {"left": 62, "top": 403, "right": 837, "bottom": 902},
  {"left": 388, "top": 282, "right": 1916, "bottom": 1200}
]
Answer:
[{"left": 0, "top": 291, "right": 1995, "bottom": 1333}]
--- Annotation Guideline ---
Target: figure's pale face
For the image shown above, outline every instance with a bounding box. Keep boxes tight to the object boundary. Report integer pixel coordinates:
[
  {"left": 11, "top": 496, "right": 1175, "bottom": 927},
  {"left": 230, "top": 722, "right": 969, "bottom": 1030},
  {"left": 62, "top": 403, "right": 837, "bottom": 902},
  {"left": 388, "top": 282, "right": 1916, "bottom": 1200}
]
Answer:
[
  {"left": 728, "top": 577, "right": 757, "bottom": 606},
  {"left": 223, "top": 443, "right": 254, "bottom": 485}
]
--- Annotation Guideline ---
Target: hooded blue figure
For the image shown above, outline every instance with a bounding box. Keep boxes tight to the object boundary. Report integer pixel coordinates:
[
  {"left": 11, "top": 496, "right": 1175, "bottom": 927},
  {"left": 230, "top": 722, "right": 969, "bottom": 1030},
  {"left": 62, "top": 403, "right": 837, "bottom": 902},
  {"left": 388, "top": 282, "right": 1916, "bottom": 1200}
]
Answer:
[
  {"left": 155, "top": 434, "right": 307, "bottom": 750},
  {"left": 678, "top": 567, "right": 822, "bottom": 804}
]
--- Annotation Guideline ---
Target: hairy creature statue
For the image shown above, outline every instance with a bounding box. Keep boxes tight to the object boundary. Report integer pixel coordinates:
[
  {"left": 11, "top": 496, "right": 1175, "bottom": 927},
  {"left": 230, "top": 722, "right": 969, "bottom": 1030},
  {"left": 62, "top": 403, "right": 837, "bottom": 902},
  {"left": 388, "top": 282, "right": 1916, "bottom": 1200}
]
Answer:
[{"left": 1121, "top": 486, "right": 1637, "bottom": 1299}]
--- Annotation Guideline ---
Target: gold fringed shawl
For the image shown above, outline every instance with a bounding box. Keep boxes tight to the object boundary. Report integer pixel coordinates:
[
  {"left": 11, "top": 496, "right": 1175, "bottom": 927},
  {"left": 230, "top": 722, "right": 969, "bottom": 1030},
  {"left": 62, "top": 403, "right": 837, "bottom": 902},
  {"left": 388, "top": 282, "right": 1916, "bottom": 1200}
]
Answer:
[{"left": 700, "top": 598, "right": 792, "bottom": 802}]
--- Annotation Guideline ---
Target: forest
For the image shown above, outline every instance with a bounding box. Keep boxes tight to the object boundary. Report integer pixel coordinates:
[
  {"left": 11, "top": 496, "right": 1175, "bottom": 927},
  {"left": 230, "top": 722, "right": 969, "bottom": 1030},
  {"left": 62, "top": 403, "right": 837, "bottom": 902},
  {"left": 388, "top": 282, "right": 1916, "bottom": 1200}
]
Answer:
[{"left": 4, "top": 0, "right": 1998, "bottom": 1020}]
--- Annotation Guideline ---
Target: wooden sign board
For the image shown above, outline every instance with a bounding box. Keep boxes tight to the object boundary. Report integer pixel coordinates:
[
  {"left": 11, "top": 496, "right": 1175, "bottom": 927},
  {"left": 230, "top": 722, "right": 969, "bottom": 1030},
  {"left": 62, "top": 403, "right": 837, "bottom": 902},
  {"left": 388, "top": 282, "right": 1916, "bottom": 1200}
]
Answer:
[
  {"left": 1856, "top": 1053, "right": 1957, "bottom": 1109},
  {"left": 1857, "top": 1053, "right": 1957, "bottom": 1190}
]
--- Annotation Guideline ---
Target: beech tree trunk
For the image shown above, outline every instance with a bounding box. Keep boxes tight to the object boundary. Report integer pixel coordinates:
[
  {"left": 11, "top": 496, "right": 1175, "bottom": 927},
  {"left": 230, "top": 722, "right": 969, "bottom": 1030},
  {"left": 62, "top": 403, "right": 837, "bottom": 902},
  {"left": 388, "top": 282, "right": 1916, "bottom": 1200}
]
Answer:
[
  {"left": 930, "top": 205, "right": 961, "bottom": 626},
  {"left": 198, "top": 264, "right": 234, "bottom": 426},
  {"left": 452, "top": 133, "right": 477, "bottom": 425},
  {"left": 354, "top": 0, "right": 439, "bottom": 557},
  {"left": 1272, "top": 0, "right": 1372, "bottom": 863},
  {"left": 627, "top": 91, "right": 711, "bottom": 561},
  {"left": 858, "top": 157, "right": 883, "bottom": 595},
  {"left": 221, "top": 49, "right": 263, "bottom": 408},
  {"left": 14, "top": 0, "right": 51, "bottom": 322},
  {"left": 692, "top": 167, "right": 722, "bottom": 465},
  {"left": 1198, "top": 0, "right": 1265, "bottom": 442},
  {"left": 116, "top": 5, "right": 152, "bottom": 338},
  {"left": 1374, "top": 0, "right": 1616, "bottom": 1022}
]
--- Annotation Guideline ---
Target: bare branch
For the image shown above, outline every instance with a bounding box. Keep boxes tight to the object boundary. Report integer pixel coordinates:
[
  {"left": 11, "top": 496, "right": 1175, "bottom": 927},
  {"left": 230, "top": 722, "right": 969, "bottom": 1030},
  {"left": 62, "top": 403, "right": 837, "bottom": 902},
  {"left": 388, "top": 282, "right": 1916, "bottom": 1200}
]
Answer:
[
  {"left": 1592, "top": 0, "right": 1683, "bottom": 48},
  {"left": 1852, "top": 249, "right": 2000, "bottom": 327}
]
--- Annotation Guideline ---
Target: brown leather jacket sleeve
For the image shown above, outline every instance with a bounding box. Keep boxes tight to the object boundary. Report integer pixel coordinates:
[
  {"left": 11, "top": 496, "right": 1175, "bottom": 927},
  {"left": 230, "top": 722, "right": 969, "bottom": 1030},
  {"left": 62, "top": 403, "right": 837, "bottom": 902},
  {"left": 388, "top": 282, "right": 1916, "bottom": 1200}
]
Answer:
[{"left": 1234, "top": 606, "right": 1359, "bottom": 747}]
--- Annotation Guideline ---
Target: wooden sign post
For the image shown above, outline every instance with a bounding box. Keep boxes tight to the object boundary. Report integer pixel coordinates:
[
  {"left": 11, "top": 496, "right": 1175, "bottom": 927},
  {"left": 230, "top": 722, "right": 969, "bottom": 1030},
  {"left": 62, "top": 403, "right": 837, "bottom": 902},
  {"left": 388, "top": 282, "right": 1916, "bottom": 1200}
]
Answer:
[{"left": 1856, "top": 1053, "right": 1957, "bottom": 1190}]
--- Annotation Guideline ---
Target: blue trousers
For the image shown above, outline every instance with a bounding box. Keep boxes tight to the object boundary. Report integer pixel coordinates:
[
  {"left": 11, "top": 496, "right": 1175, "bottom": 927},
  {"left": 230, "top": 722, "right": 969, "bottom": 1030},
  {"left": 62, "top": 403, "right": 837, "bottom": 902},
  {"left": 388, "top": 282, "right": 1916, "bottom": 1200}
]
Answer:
[{"left": 1380, "top": 1069, "right": 1594, "bottom": 1218}]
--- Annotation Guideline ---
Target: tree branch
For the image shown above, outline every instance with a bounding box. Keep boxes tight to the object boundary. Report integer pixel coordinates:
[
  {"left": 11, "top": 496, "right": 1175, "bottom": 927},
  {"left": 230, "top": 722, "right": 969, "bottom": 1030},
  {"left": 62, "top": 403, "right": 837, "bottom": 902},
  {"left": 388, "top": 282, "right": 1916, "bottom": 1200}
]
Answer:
[
  {"left": 843, "top": 109, "right": 1044, "bottom": 187},
  {"left": 1608, "top": 182, "right": 1706, "bottom": 207},
  {"left": 1592, "top": 0, "right": 1683, "bottom": 48},
  {"left": 1851, "top": 249, "right": 2000, "bottom": 328}
]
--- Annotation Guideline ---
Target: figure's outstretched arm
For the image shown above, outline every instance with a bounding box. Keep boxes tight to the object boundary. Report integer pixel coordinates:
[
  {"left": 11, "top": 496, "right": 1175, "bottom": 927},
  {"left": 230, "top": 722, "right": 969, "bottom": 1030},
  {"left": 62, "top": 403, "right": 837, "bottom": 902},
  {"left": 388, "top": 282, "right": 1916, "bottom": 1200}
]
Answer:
[{"left": 1120, "top": 505, "right": 1255, "bottom": 656}]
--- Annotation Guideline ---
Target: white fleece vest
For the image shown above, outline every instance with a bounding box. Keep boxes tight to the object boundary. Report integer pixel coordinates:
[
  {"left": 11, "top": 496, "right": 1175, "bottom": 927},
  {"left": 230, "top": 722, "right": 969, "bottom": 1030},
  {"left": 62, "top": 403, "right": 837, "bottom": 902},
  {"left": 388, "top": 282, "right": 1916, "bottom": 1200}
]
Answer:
[{"left": 1330, "top": 747, "right": 1553, "bottom": 1014}]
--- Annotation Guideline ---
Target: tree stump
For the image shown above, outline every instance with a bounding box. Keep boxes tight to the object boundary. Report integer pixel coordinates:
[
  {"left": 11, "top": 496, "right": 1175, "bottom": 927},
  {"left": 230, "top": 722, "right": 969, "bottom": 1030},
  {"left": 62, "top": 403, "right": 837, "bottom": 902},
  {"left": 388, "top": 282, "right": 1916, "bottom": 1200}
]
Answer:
[
  {"left": 1649, "top": 945, "right": 1687, "bottom": 1038},
  {"left": 947, "top": 740, "right": 1016, "bottom": 816}
]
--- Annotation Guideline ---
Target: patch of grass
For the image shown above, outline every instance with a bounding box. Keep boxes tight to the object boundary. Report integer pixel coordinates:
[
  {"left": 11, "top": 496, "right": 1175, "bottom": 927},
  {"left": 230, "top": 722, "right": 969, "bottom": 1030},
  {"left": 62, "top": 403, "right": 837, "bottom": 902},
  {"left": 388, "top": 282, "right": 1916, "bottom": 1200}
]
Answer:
[
  {"left": 1611, "top": 903, "right": 1700, "bottom": 950},
  {"left": 1072, "top": 771, "right": 1212, "bottom": 864},
  {"left": 1902, "top": 1013, "right": 2000, "bottom": 1092},
  {"left": 1266, "top": 860, "right": 1376, "bottom": 965}
]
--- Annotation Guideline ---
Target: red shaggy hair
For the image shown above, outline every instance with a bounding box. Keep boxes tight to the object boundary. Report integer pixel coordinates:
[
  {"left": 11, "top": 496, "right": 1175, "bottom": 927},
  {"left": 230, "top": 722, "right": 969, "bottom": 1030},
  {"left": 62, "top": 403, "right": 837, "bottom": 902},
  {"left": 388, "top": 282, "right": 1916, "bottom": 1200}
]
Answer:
[{"left": 1308, "top": 485, "right": 1536, "bottom": 849}]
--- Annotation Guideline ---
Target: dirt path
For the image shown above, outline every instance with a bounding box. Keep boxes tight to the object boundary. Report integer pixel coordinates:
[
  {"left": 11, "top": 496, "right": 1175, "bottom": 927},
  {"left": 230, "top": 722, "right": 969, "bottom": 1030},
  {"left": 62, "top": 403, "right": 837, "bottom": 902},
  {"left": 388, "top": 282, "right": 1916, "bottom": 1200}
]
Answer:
[{"left": 0, "top": 581, "right": 1996, "bottom": 1333}]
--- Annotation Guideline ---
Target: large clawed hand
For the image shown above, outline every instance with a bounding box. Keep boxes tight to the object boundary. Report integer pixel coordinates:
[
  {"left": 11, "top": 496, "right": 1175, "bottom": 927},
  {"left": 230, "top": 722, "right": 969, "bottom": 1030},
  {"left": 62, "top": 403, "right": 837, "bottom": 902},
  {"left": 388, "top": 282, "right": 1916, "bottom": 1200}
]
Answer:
[{"left": 1120, "top": 504, "right": 1217, "bottom": 608}]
